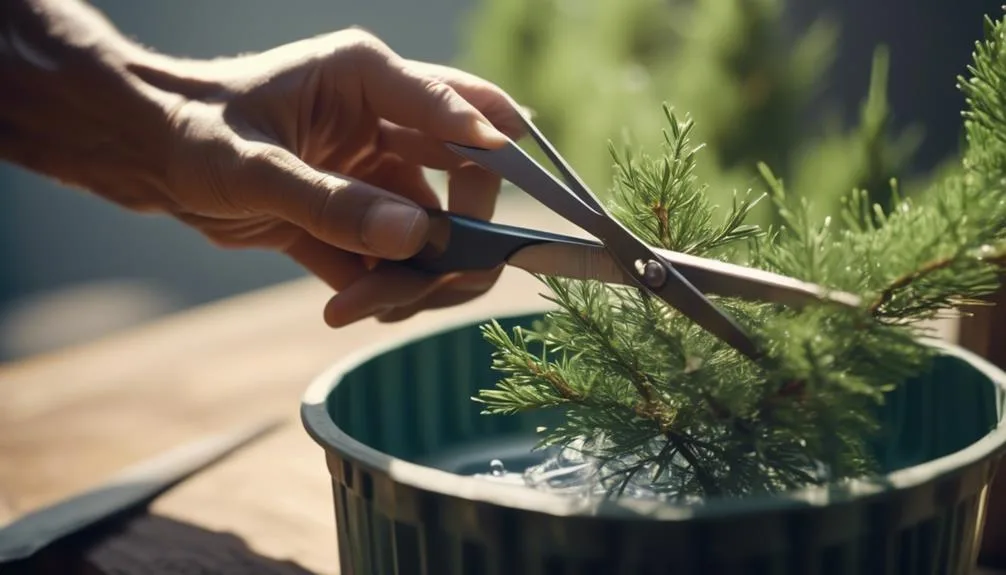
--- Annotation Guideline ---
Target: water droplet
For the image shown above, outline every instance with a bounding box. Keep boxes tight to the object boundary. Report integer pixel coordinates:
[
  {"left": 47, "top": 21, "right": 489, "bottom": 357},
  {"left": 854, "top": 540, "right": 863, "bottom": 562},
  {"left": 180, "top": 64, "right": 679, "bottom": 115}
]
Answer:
[{"left": 489, "top": 459, "right": 506, "bottom": 477}]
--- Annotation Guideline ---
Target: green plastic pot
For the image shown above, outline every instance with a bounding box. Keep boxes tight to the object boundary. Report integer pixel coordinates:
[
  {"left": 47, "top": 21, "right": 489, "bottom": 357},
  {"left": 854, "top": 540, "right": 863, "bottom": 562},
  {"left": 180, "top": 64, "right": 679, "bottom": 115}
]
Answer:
[{"left": 302, "top": 308, "right": 1006, "bottom": 575}]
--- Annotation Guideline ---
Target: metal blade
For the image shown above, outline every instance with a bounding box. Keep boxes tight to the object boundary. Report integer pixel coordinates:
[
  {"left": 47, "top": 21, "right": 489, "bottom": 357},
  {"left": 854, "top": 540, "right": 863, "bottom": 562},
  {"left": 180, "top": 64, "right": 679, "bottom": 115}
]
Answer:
[
  {"left": 445, "top": 142, "right": 603, "bottom": 232},
  {"left": 506, "top": 242, "right": 862, "bottom": 309},
  {"left": 0, "top": 419, "right": 282, "bottom": 564},
  {"left": 510, "top": 112, "right": 606, "bottom": 213}
]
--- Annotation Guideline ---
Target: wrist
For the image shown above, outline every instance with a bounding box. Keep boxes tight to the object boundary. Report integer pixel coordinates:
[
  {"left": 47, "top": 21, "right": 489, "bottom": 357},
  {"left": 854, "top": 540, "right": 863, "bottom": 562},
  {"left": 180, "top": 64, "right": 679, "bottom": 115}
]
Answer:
[{"left": 0, "top": 1, "right": 190, "bottom": 210}]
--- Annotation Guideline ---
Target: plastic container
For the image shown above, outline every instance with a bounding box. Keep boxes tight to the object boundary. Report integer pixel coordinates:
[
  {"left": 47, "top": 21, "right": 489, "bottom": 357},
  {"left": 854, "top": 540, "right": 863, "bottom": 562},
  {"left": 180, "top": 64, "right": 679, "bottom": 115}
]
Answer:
[{"left": 301, "top": 310, "right": 1006, "bottom": 574}]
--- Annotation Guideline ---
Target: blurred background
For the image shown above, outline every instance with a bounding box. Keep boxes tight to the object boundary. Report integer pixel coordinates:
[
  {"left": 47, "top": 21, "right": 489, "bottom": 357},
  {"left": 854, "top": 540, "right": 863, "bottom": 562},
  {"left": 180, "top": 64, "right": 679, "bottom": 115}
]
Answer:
[{"left": 0, "top": 0, "right": 1000, "bottom": 362}]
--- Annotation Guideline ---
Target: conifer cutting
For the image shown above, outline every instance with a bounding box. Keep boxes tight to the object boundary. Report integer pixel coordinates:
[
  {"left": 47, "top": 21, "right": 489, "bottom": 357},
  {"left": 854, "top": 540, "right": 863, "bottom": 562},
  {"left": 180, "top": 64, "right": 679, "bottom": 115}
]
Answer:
[{"left": 477, "top": 12, "right": 1006, "bottom": 501}]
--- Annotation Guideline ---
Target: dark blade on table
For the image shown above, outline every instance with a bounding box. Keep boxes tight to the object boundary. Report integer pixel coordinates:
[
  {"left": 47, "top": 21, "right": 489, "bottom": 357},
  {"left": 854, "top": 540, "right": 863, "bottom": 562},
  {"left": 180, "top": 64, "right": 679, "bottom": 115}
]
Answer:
[
  {"left": 0, "top": 419, "right": 282, "bottom": 564},
  {"left": 505, "top": 241, "right": 863, "bottom": 309}
]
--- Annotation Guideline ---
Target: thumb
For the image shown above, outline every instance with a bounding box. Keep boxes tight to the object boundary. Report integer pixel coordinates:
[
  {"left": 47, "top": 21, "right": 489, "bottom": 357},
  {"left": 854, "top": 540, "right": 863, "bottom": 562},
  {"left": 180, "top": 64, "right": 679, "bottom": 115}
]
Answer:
[{"left": 236, "top": 144, "right": 430, "bottom": 259}]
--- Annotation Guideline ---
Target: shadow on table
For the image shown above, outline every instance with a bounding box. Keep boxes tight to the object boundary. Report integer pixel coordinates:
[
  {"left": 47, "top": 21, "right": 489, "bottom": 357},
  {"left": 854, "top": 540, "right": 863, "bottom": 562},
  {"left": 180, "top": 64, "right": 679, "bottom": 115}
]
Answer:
[{"left": 7, "top": 513, "right": 316, "bottom": 575}]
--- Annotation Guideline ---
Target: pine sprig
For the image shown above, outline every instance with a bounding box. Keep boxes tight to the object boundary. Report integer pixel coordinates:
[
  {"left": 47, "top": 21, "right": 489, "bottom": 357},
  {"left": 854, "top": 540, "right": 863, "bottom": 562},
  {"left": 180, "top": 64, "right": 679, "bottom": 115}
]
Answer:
[
  {"left": 477, "top": 11, "right": 1006, "bottom": 501},
  {"left": 607, "top": 105, "right": 765, "bottom": 257}
]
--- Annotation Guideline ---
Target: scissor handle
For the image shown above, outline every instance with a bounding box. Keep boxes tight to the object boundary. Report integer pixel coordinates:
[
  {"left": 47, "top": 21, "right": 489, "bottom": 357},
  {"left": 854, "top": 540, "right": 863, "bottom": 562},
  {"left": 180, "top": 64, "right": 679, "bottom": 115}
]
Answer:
[{"left": 401, "top": 210, "right": 597, "bottom": 275}]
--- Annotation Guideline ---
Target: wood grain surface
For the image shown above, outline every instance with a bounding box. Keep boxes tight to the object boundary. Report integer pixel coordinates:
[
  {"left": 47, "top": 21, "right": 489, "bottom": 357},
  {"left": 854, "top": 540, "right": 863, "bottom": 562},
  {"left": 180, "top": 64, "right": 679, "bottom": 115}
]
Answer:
[{"left": 0, "top": 197, "right": 573, "bottom": 575}]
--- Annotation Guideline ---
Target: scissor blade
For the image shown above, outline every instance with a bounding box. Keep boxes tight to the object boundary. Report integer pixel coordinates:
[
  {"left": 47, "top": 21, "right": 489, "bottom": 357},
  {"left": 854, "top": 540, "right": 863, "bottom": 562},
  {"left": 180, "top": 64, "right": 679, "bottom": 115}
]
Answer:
[
  {"left": 446, "top": 141, "right": 603, "bottom": 231},
  {"left": 506, "top": 242, "right": 862, "bottom": 309},
  {"left": 0, "top": 419, "right": 282, "bottom": 564}
]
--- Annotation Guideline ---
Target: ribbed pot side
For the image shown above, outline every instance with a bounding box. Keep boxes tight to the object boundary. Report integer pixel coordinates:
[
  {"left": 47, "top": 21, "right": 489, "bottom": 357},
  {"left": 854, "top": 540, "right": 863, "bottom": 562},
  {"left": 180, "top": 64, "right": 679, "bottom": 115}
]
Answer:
[{"left": 302, "top": 311, "right": 1006, "bottom": 575}]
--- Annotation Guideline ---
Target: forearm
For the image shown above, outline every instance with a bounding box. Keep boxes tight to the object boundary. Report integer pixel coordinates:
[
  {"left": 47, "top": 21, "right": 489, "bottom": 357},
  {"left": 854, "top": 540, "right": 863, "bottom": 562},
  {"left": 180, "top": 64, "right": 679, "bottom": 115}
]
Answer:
[{"left": 0, "top": 0, "right": 194, "bottom": 208}]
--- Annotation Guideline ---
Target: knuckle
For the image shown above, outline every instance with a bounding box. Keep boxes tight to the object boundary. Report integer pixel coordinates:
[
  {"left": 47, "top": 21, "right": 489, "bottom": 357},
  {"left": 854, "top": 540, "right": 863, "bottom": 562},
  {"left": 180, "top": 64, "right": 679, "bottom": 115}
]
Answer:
[
  {"left": 423, "top": 79, "right": 457, "bottom": 105},
  {"left": 305, "top": 177, "right": 350, "bottom": 233},
  {"left": 334, "top": 27, "right": 390, "bottom": 64},
  {"left": 419, "top": 79, "right": 459, "bottom": 126}
]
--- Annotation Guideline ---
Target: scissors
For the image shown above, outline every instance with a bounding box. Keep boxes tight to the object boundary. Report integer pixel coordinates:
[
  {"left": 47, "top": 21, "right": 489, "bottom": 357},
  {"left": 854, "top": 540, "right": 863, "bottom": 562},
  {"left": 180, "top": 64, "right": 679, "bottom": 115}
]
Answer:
[{"left": 402, "top": 113, "right": 861, "bottom": 362}]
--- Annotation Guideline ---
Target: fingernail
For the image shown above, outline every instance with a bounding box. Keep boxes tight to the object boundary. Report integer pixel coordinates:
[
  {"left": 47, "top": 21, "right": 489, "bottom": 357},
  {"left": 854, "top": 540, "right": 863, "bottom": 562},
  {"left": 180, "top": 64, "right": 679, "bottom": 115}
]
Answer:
[
  {"left": 362, "top": 201, "right": 427, "bottom": 258},
  {"left": 474, "top": 119, "right": 508, "bottom": 147}
]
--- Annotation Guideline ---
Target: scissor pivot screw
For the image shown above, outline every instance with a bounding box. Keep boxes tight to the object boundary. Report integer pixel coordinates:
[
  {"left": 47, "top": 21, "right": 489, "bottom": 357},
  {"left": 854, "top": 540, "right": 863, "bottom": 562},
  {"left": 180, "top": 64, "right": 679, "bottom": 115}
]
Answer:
[{"left": 636, "top": 258, "right": 667, "bottom": 288}]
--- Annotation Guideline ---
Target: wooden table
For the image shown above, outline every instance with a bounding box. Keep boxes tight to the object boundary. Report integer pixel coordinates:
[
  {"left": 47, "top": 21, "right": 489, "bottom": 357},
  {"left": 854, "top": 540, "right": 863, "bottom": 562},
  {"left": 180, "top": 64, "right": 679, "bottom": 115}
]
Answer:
[
  {"left": 1, "top": 195, "right": 1004, "bottom": 574},
  {"left": 0, "top": 198, "right": 574, "bottom": 574}
]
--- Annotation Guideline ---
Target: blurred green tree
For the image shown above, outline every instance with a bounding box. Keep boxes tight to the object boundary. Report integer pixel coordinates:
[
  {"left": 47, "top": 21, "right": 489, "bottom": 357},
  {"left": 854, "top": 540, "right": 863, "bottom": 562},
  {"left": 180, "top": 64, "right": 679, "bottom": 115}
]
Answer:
[{"left": 457, "top": 0, "right": 930, "bottom": 226}]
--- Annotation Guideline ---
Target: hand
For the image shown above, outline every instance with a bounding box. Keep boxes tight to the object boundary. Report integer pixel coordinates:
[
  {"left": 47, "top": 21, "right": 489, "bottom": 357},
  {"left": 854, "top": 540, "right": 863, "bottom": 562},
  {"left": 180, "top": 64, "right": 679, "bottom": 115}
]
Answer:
[
  {"left": 1, "top": 10, "right": 524, "bottom": 328},
  {"left": 157, "top": 30, "right": 526, "bottom": 326}
]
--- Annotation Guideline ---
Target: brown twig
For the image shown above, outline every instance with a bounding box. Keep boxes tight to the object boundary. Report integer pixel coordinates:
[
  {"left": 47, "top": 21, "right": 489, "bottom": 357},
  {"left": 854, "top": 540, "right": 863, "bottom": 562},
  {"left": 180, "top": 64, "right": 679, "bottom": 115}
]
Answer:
[
  {"left": 867, "top": 256, "right": 959, "bottom": 314},
  {"left": 652, "top": 203, "right": 673, "bottom": 248},
  {"left": 866, "top": 248, "right": 1006, "bottom": 314},
  {"left": 526, "top": 359, "right": 583, "bottom": 401}
]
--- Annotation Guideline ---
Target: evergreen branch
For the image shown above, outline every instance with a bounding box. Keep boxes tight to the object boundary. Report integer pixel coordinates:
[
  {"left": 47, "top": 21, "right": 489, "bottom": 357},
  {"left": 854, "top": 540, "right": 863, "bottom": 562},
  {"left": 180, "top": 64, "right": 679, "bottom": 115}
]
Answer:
[
  {"left": 664, "top": 431, "right": 721, "bottom": 496},
  {"left": 871, "top": 251, "right": 971, "bottom": 314},
  {"left": 477, "top": 9, "right": 1006, "bottom": 502}
]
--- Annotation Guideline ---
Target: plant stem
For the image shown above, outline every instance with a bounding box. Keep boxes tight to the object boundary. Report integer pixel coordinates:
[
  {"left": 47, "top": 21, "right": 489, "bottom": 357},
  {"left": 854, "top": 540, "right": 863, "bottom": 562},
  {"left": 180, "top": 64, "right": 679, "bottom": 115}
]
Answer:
[
  {"left": 524, "top": 347, "right": 726, "bottom": 496},
  {"left": 868, "top": 255, "right": 959, "bottom": 313},
  {"left": 665, "top": 430, "right": 721, "bottom": 496}
]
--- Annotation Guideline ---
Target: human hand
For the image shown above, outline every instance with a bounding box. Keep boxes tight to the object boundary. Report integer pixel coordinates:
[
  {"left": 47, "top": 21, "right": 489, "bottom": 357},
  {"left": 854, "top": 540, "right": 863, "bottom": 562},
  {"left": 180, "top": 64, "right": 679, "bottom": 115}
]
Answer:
[
  {"left": 156, "top": 30, "right": 526, "bottom": 326},
  {"left": 1, "top": 17, "right": 524, "bottom": 327}
]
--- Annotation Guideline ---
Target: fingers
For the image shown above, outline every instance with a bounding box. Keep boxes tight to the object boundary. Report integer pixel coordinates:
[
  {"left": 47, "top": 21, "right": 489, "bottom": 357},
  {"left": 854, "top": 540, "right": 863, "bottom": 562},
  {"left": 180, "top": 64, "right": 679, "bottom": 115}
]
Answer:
[
  {"left": 404, "top": 60, "right": 528, "bottom": 140},
  {"left": 273, "top": 154, "right": 461, "bottom": 326},
  {"left": 448, "top": 163, "right": 502, "bottom": 221},
  {"left": 344, "top": 33, "right": 513, "bottom": 149},
  {"left": 353, "top": 67, "right": 508, "bottom": 324},
  {"left": 374, "top": 266, "right": 503, "bottom": 323},
  {"left": 245, "top": 30, "right": 525, "bottom": 326},
  {"left": 235, "top": 143, "right": 430, "bottom": 260},
  {"left": 376, "top": 120, "right": 503, "bottom": 218},
  {"left": 371, "top": 126, "right": 504, "bottom": 322},
  {"left": 323, "top": 262, "right": 503, "bottom": 327},
  {"left": 283, "top": 232, "right": 368, "bottom": 292},
  {"left": 323, "top": 264, "right": 456, "bottom": 327},
  {"left": 378, "top": 121, "right": 469, "bottom": 171},
  {"left": 362, "top": 153, "right": 441, "bottom": 209}
]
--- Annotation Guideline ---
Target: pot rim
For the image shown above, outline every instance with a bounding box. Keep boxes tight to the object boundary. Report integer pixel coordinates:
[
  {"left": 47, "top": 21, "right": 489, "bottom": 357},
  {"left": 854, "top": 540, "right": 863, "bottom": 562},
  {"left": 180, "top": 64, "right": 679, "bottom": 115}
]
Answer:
[{"left": 301, "top": 305, "right": 1006, "bottom": 521}]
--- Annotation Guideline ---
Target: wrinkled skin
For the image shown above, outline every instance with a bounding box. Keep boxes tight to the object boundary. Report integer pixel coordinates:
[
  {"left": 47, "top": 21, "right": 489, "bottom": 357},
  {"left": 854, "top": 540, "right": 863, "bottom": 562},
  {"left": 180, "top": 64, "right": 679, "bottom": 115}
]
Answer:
[
  {"left": 1, "top": 8, "right": 526, "bottom": 326},
  {"left": 159, "top": 30, "right": 526, "bottom": 326}
]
